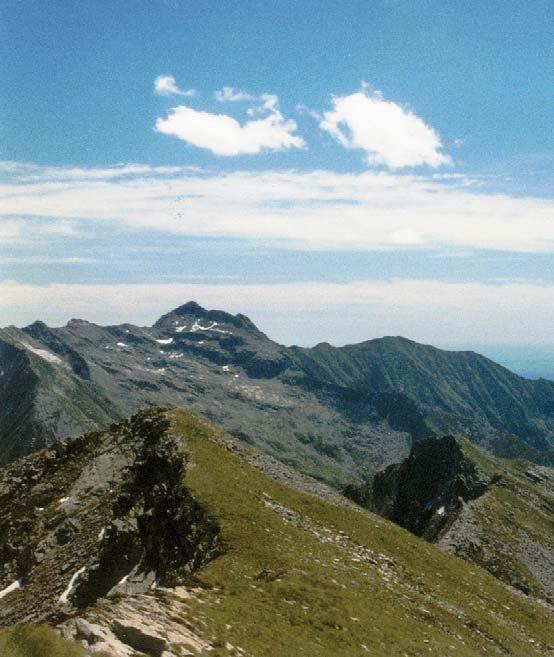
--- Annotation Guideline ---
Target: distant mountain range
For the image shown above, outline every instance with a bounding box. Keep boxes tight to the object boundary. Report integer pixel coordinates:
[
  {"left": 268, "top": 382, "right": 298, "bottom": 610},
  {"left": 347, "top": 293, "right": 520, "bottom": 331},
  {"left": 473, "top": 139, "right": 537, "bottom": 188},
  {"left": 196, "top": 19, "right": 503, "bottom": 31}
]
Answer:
[{"left": 1, "top": 301, "right": 553, "bottom": 480}]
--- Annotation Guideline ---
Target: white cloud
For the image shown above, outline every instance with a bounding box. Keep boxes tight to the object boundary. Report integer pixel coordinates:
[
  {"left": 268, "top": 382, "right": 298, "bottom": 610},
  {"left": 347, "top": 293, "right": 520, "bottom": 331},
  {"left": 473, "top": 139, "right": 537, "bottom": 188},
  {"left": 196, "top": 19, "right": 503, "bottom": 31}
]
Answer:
[
  {"left": 154, "top": 75, "right": 196, "bottom": 97},
  {"left": 2, "top": 163, "right": 553, "bottom": 253},
  {"left": 155, "top": 86, "right": 302, "bottom": 156},
  {"left": 1, "top": 279, "right": 553, "bottom": 348},
  {"left": 0, "top": 256, "right": 97, "bottom": 265},
  {"left": 0, "top": 161, "right": 192, "bottom": 182},
  {"left": 0, "top": 216, "right": 78, "bottom": 244},
  {"left": 320, "top": 87, "right": 451, "bottom": 169},
  {"left": 155, "top": 104, "right": 304, "bottom": 156}
]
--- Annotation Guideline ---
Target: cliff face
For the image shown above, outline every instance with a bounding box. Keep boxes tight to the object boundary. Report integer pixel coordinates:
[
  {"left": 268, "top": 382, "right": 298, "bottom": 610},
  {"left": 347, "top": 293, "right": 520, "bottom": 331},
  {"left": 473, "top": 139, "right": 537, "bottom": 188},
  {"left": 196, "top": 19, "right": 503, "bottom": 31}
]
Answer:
[
  {"left": 371, "top": 436, "right": 554, "bottom": 602},
  {"left": 373, "top": 436, "right": 490, "bottom": 540}
]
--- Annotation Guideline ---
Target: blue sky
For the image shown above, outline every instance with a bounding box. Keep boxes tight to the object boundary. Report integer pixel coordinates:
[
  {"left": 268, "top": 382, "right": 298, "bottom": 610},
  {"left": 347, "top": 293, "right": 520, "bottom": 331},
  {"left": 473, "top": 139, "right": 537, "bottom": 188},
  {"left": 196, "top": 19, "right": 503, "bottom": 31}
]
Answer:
[{"left": 1, "top": 1, "right": 553, "bottom": 376}]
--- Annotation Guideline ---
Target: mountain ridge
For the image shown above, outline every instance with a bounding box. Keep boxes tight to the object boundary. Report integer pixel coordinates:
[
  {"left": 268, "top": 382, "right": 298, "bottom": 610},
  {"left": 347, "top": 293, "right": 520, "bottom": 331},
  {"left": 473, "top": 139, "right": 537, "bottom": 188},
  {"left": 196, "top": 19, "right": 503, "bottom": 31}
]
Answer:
[{"left": 1, "top": 301, "right": 553, "bottom": 477}]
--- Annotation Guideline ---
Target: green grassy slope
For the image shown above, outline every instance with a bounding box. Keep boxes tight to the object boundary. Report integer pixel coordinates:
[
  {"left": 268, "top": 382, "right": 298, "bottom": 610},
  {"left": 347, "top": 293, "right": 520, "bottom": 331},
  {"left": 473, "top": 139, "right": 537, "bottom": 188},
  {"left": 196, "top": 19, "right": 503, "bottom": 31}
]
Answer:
[
  {"left": 167, "top": 410, "right": 553, "bottom": 657},
  {"left": 291, "top": 337, "right": 554, "bottom": 460}
]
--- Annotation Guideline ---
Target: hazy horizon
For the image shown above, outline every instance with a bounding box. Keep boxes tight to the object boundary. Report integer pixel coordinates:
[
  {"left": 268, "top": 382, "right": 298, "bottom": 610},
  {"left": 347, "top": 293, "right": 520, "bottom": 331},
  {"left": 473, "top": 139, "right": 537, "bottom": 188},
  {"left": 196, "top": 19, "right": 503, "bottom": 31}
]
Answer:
[{"left": 2, "top": 1, "right": 552, "bottom": 373}]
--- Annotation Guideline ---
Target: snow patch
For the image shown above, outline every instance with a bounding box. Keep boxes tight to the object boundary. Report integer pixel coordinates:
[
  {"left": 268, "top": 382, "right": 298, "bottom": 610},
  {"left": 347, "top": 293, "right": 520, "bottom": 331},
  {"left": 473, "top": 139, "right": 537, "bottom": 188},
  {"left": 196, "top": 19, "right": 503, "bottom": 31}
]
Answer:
[
  {"left": 190, "top": 320, "right": 231, "bottom": 335},
  {"left": 118, "top": 572, "right": 131, "bottom": 586},
  {"left": 155, "top": 338, "right": 174, "bottom": 345},
  {"left": 59, "top": 566, "right": 86, "bottom": 605},
  {"left": 116, "top": 342, "right": 128, "bottom": 348},
  {"left": 58, "top": 496, "right": 70, "bottom": 505},
  {"left": 20, "top": 342, "right": 62, "bottom": 365},
  {"left": 0, "top": 578, "right": 22, "bottom": 600},
  {"left": 175, "top": 325, "right": 187, "bottom": 333},
  {"left": 436, "top": 506, "right": 445, "bottom": 516},
  {"left": 222, "top": 365, "right": 230, "bottom": 372},
  {"left": 98, "top": 528, "right": 106, "bottom": 541}
]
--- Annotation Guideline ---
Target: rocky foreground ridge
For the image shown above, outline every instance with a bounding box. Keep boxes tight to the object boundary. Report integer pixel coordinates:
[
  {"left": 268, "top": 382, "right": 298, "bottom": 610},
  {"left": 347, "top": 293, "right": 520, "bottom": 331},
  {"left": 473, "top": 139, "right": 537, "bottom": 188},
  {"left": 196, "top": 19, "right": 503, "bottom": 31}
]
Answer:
[{"left": 0, "top": 409, "right": 553, "bottom": 656}]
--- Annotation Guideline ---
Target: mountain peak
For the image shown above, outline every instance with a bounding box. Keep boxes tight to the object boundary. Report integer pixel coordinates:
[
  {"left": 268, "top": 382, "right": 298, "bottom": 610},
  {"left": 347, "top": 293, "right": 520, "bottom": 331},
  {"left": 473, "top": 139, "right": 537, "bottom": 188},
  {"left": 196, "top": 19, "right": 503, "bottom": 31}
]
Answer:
[
  {"left": 172, "top": 300, "right": 207, "bottom": 316},
  {"left": 154, "top": 301, "right": 259, "bottom": 331}
]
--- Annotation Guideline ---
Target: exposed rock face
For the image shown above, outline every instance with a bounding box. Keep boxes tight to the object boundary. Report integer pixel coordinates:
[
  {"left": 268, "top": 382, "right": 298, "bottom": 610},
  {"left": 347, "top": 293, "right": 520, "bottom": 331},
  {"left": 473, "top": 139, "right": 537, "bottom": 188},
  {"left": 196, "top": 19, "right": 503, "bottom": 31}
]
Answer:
[
  {"left": 373, "top": 436, "right": 490, "bottom": 540},
  {"left": 0, "top": 409, "right": 221, "bottom": 628},
  {"left": 61, "top": 588, "right": 213, "bottom": 657}
]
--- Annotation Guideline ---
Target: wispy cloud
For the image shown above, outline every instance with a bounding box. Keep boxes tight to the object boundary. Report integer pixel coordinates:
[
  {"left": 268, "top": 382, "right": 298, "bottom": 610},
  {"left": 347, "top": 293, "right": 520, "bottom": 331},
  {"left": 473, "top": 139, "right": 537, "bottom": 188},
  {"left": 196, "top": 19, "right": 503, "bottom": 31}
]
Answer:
[
  {"left": 2, "top": 163, "right": 553, "bottom": 253},
  {"left": 214, "top": 86, "right": 279, "bottom": 115},
  {"left": 0, "top": 256, "right": 97, "bottom": 265},
  {"left": 154, "top": 74, "right": 196, "bottom": 97},
  {"left": 0, "top": 215, "right": 79, "bottom": 244},
  {"left": 0, "top": 161, "right": 192, "bottom": 183},
  {"left": 320, "top": 85, "right": 451, "bottom": 169}
]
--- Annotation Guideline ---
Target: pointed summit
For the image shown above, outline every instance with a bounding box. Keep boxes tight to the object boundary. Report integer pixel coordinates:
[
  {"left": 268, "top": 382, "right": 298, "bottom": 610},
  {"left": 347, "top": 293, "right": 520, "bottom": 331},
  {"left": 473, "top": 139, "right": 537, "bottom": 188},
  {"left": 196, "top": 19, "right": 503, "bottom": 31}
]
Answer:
[
  {"left": 172, "top": 301, "right": 206, "bottom": 316},
  {"left": 154, "top": 301, "right": 259, "bottom": 331}
]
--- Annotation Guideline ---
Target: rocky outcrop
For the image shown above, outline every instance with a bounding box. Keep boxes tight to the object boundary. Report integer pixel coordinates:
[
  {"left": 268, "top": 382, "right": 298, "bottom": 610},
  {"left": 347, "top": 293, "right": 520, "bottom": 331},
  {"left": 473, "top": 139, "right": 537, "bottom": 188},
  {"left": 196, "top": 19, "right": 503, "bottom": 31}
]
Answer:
[
  {"left": 0, "top": 409, "right": 222, "bottom": 628},
  {"left": 373, "top": 436, "right": 490, "bottom": 540},
  {"left": 60, "top": 587, "right": 213, "bottom": 657}
]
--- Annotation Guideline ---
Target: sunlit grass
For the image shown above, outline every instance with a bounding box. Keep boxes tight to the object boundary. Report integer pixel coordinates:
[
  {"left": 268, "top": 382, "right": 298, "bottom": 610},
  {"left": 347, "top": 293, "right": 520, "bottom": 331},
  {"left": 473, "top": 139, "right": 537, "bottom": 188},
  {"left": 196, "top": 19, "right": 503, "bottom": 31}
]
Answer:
[
  {"left": 172, "top": 409, "right": 553, "bottom": 657},
  {"left": 0, "top": 625, "right": 111, "bottom": 657}
]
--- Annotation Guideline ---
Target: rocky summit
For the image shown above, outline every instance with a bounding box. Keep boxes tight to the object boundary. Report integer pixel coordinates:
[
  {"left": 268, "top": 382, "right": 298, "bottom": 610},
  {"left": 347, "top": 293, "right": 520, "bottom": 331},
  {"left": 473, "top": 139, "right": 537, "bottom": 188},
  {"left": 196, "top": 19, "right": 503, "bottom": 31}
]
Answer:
[{"left": 0, "top": 409, "right": 553, "bottom": 657}]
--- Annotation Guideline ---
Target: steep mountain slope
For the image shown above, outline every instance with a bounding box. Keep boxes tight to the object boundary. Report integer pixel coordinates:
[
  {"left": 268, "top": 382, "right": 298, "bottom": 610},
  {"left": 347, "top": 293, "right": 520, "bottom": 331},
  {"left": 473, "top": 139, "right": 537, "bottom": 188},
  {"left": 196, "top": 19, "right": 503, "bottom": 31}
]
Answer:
[
  {"left": 0, "top": 328, "right": 119, "bottom": 462},
  {"left": 369, "top": 436, "right": 554, "bottom": 603},
  {"left": 1, "top": 302, "right": 553, "bottom": 482},
  {"left": 0, "top": 409, "right": 552, "bottom": 657},
  {"left": 290, "top": 337, "right": 554, "bottom": 460}
]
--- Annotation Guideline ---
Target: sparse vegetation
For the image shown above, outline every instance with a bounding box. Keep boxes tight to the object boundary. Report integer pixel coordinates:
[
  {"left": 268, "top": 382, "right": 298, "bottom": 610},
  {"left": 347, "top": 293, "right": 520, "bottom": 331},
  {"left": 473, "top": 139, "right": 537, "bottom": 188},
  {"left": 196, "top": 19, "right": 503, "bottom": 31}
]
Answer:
[{"left": 0, "top": 625, "right": 111, "bottom": 657}]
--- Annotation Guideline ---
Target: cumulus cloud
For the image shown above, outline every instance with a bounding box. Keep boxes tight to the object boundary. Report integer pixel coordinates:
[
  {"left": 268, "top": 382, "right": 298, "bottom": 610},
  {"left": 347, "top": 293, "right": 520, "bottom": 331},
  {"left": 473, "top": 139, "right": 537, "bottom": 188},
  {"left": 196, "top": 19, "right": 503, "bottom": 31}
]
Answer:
[
  {"left": 154, "top": 75, "right": 196, "bottom": 97},
  {"left": 155, "top": 100, "right": 304, "bottom": 156},
  {"left": 2, "top": 279, "right": 553, "bottom": 347},
  {"left": 320, "top": 87, "right": 451, "bottom": 169},
  {"left": 2, "top": 163, "right": 553, "bottom": 253}
]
